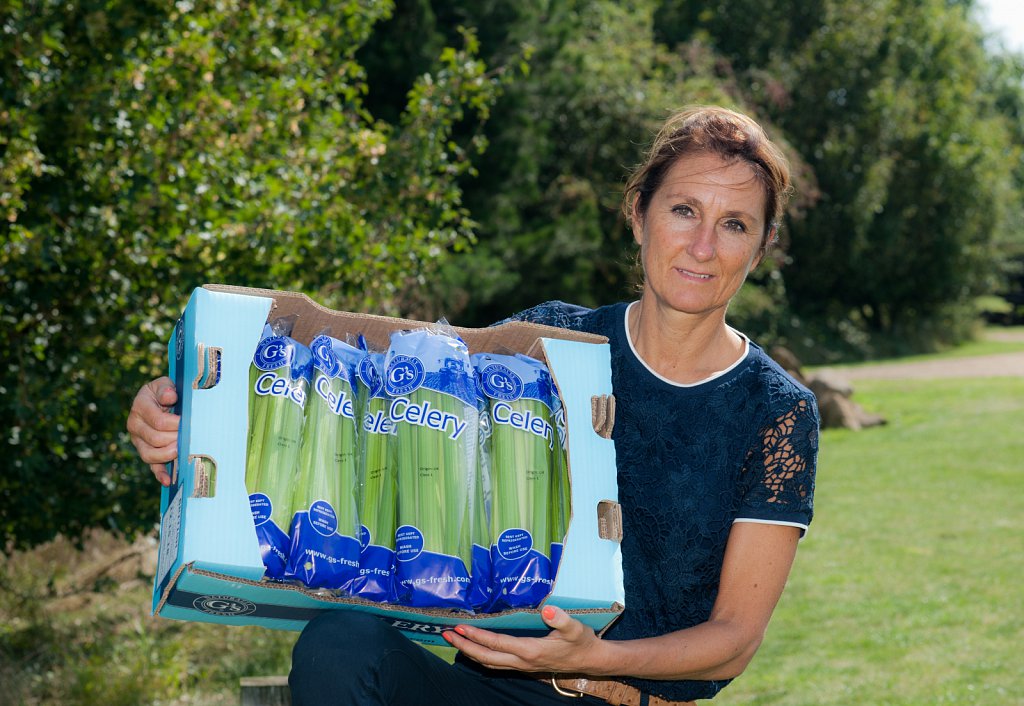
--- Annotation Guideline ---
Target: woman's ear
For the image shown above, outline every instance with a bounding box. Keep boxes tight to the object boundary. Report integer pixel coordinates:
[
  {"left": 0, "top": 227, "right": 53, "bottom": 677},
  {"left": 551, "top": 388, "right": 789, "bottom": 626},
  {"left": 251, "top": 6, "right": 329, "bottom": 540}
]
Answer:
[
  {"left": 755, "top": 224, "right": 778, "bottom": 267},
  {"left": 631, "top": 195, "right": 645, "bottom": 246}
]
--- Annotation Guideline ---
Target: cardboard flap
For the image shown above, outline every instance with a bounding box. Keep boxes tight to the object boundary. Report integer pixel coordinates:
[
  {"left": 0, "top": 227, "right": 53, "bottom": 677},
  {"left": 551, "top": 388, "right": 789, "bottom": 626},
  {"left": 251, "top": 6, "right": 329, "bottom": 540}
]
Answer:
[
  {"left": 162, "top": 287, "right": 273, "bottom": 584},
  {"left": 590, "top": 394, "right": 615, "bottom": 439},
  {"left": 201, "top": 283, "right": 609, "bottom": 353},
  {"left": 538, "top": 337, "right": 624, "bottom": 609}
]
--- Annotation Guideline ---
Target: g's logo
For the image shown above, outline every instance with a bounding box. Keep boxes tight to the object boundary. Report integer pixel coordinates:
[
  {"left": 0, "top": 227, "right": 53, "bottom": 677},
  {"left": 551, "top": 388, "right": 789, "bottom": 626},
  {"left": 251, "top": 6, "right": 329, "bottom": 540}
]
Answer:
[
  {"left": 192, "top": 595, "right": 258, "bottom": 617},
  {"left": 254, "top": 336, "right": 291, "bottom": 371},
  {"left": 480, "top": 364, "right": 523, "bottom": 402},
  {"left": 385, "top": 355, "right": 425, "bottom": 396},
  {"left": 358, "top": 356, "right": 384, "bottom": 397},
  {"left": 174, "top": 318, "right": 185, "bottom": 362},
  {"left": 310, "top": 335, "right": 341, "bottom": 377}
]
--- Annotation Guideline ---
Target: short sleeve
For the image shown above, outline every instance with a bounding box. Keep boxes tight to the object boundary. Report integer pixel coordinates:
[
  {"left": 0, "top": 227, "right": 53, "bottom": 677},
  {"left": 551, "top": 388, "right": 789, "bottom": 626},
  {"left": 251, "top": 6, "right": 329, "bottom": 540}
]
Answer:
[{"left": 735, "top": 395, "right": 819, "bottom": 534}]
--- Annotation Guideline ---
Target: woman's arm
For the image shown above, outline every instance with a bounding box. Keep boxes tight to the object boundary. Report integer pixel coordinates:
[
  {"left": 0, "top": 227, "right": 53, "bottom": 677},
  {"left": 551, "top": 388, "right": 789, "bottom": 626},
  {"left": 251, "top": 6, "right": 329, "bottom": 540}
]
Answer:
[{"left": 445, "top": 521, "right": 800, "bottom": 681}]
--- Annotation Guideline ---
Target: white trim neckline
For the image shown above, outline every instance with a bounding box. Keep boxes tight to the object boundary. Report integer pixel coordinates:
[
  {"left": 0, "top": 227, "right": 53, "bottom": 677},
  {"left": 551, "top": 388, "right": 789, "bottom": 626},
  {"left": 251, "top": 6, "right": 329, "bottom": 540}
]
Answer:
[{"left": 623, "top": 301, "right": 749, "bottom": 388}]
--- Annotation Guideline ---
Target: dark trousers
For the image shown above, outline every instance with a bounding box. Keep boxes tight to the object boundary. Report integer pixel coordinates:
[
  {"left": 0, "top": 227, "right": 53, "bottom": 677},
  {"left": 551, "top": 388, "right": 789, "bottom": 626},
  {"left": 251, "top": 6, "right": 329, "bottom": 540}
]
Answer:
[{"left": 289, "top": 611, "right": 605, "bottom": 705}]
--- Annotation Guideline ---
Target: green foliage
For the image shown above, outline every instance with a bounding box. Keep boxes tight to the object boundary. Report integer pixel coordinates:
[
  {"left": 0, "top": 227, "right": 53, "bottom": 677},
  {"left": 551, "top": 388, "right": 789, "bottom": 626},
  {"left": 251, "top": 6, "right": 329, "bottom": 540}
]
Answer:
[
  {"left": 0, "top": 532, "right": 296, "bottom": 705},
  {"left": 0, "top": 0, "right": 502, "bottom": 549}
]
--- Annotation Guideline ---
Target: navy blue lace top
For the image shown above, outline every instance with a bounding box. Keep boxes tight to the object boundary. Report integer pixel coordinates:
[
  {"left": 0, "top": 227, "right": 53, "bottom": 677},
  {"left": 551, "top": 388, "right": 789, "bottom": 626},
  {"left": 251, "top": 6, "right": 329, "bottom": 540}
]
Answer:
[{"left": 501, "top": 301, "right": 819, "bottom": 702}]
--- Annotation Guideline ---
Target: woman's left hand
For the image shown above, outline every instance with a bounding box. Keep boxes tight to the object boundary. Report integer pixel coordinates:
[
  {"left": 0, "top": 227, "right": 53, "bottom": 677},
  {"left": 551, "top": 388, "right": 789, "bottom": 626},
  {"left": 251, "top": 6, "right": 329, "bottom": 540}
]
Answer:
[{"left": 444, "top": 604, "right": 606, "bottom": 674}]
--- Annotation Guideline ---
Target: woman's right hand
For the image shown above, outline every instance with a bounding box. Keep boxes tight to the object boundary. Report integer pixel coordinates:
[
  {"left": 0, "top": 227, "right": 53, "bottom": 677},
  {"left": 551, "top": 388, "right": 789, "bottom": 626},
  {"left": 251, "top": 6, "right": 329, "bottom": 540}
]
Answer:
[{"left": 127, "top": 376, "right": 180, "bottom": 487}]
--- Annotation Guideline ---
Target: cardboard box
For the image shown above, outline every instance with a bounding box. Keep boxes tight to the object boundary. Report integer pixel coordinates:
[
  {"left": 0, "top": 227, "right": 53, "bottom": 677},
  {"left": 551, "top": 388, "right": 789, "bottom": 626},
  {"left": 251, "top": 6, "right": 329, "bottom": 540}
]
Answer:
[{"left": 152, "top": 284, "right": 624, "bottom": 645}]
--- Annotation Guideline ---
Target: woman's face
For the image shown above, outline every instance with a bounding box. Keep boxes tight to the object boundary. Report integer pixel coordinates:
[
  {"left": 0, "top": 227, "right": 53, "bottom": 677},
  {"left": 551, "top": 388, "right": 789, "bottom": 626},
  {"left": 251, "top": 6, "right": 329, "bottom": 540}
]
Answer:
[{"left": 634, "top": 151, "right": 769, "bottom": 320}]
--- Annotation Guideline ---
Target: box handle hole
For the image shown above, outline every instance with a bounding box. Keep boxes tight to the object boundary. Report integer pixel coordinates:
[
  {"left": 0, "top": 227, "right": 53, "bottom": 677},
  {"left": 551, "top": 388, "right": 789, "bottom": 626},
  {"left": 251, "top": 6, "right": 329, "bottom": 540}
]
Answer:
[
  {"left": 597, "top": 500, "right": 622, "bottom": 541},
  {"left": 192, "top": 343, "right": 222, "bottom": 390},
  {"left": 188, "top": 455, "right": 217, "bottom": 498}
]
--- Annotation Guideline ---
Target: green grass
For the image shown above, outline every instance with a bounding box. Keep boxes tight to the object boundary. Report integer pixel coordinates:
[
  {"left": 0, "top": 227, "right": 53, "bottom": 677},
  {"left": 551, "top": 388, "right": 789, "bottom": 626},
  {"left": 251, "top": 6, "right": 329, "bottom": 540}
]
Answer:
[
  {"left": 3, "top": 362, "right": 1021, "bottom": 704},
  {"left": 719, "top": 376, "right": 1024, "bottom": 705}
]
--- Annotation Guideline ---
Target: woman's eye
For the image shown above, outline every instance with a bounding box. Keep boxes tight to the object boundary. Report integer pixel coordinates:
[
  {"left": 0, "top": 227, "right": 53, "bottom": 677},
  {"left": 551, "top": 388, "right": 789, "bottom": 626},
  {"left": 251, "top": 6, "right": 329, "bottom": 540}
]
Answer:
[
  {"left": 724, "top": 219, "right": 748, "bottom": 233},
  {"left": 671, "top": 205, "right": 695, "bottom": 217}
]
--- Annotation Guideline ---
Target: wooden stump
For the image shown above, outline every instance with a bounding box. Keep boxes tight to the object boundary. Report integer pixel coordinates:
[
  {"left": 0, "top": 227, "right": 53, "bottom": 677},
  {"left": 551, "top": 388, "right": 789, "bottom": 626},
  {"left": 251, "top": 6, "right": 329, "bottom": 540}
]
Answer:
[{"left": 240, "top": 676, "right": 291, "bottom": 706}]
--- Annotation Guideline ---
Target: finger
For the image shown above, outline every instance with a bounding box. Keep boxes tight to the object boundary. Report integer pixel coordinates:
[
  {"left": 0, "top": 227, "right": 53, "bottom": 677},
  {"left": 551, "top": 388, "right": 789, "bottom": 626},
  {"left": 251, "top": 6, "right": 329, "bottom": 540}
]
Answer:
[
  {"left": 458, "top": 625, "right": 550, "bottom": 669},
  {"left": 131, "top": 402, "right": 181, "bottom": 433},
  {"left": 137, "top": 378, "right": 180, "bottom": 426},
  {"left": 150, "top": 462, "right": 172, "bottom": 487},
  {"left": 444, "top": 628, "right": 530, "bottom": 671},
  {"left": 541, "top": 604, "right": 571, "bottom": 630},
  {"left": 146, "top": 376, "right": 174, "bottom": 395},
  {"left": 127, "top": 411, "right": 180, "bottom": 450},
  {"left": 448, "top": 623, "right": 518, "bottom": 652},
  {"left": 540, "top": 605, "right": 586, "bottom": 640},
  {"left": 127, "top": 390, "right": 180, "bottom": 434},
  {"left": 131, "top": 434, "right": 179, "bottom": 465},
  {"left": 156, "top": 383, "right": 178, "bottom": 408}
]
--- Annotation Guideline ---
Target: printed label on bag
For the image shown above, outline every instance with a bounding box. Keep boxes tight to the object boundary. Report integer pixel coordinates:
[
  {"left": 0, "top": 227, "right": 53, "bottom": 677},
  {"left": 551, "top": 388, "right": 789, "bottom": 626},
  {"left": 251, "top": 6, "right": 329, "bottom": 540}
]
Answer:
[
  {"left": 496, "top": 528, "right": 533, "bottom": 561},
  {"left": 395, "top": 525, "right": 425, "bottom": 562},
  {"left": 309, "top": 500, "right": 338, "bottom": 537},
  {"left": 249, "top": 493, "right": 272, "bottom": 526}
]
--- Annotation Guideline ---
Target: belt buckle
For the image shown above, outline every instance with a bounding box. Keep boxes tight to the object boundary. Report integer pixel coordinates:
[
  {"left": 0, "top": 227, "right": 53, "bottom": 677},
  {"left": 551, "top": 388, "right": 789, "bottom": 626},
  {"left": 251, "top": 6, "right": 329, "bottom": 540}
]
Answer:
[{"left": 550, "top": 675, "right": 585, "bottom": 698}]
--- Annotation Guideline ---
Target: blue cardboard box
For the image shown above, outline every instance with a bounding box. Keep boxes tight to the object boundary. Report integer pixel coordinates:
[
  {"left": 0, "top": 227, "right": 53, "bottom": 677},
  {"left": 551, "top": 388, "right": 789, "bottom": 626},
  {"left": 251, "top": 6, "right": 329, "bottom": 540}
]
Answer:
[{"left": 152, "top": 284, "right": 624, "bottom": 645}]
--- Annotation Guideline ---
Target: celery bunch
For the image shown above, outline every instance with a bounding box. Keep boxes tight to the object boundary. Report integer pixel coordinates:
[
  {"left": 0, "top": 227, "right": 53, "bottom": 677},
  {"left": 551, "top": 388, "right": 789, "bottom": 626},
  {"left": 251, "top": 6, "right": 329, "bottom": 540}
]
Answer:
[
  {"left": 293, "top": 334, "right": 361, "bottom": 538},
  {"left": 286, "top": 333, "right": 362, "bottom": 588},
  {"left": 467, "top": 383, "right": 494, "bottom": 610},
  {"left": 478, "top": 354, "right": 555, "bottom": 552},
  {"left": 386, "top": 325, "right": 478, "bottom": 606},
  {"left": 245, "top": 320, "right": 312, "bottom": 578},
  {"left": 474, "top": 351, "right": 560, "bottom": 609}
]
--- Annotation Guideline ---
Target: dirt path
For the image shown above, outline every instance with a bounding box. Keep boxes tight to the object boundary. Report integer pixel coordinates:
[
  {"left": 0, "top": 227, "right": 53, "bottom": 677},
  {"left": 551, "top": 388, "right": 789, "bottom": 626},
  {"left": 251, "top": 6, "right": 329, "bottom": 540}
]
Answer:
[{"left": 816, "top": 330, "right": 1024, "bottom": 380}]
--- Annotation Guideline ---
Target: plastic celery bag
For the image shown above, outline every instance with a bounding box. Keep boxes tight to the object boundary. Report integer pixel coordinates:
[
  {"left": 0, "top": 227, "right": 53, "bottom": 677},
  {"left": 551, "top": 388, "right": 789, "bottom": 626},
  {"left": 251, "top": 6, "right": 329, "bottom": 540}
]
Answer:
[
  {"left": 473, "top": 351, "right": 559, "bottom": 611},
  {"left": 467, "top": 381, "right": 493, "bottom": 611},
  {"left": 285, "top": 332, "right": 363, "bottom": 590},
  {"left": 548, "top": 383, "right": 570, "bottom": 578},
  {"left": 245, "top": 317, "right": 313, "bottom": 579},
  {"left": 386, "top": 322, "right": 479, "bottom": 609},
  {"left": 349, "top": 346, "right": 399, "bottom": 603}
]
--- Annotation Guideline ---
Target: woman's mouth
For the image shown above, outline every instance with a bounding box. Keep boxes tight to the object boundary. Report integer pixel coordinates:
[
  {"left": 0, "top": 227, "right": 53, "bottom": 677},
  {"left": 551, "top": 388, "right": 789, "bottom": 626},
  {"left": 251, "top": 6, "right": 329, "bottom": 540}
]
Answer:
[{"left": 676, "top": 268, "right": 713, "bottom": 280}]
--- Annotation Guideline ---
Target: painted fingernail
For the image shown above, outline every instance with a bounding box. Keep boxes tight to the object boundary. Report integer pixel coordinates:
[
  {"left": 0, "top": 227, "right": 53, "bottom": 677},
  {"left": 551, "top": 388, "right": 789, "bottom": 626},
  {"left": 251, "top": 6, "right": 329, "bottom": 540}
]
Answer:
[
  {"left": 442, "top": 630, "right": 454, "bottom": 643},
  {"left": 542, "top": 605, "right": 556, "bottom": 620},
  {"left": 454, "top": 625, "right": 467, "bottom": 636}
]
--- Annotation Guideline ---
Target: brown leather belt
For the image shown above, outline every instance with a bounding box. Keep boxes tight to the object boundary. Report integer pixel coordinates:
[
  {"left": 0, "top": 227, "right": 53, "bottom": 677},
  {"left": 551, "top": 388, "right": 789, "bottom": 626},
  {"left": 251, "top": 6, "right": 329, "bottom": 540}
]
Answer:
[{"left": 546, "top": 676, "right": 696, "bottom": 706}]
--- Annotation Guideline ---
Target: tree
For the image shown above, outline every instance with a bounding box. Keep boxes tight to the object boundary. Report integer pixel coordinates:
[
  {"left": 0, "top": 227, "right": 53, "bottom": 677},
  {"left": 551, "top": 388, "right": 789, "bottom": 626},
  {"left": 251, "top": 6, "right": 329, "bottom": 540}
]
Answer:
[
  {"left": 0, "top": 0, "right": 501, "bottom": 549},
  {"left": 771, "top": 0, "right": 1016, "bottom": 343}
]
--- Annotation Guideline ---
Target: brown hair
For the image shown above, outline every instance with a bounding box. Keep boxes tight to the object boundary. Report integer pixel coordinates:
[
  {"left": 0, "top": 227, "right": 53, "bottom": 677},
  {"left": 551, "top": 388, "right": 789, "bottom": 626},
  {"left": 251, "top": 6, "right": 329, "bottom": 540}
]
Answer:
[{"left": 622, "top": 105, "right": 792, "bottom": 254}]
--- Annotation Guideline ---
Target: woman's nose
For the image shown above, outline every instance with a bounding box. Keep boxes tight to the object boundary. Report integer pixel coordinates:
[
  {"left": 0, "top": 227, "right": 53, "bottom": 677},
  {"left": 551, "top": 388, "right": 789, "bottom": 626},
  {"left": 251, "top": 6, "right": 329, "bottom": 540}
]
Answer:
[{"left": 686, "top": 222, "right": 716, "bottom": 262}]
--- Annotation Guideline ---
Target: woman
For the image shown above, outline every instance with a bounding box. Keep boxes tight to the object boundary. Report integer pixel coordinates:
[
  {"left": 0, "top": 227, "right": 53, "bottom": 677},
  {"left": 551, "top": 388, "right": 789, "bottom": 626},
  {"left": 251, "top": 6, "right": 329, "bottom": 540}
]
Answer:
[{"left": 128, "top": 105, "right": 818, "bottom": 705}]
